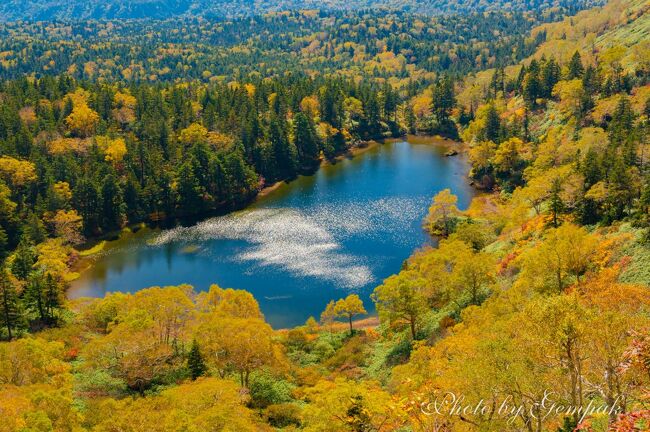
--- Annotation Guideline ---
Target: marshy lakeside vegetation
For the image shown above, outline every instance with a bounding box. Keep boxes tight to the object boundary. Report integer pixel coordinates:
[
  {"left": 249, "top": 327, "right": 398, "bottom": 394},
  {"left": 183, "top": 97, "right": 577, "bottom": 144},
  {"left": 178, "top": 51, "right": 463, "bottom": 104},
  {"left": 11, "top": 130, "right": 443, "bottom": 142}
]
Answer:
[{"left": 0, "top": 0, "right": 649, "bottom": 430}]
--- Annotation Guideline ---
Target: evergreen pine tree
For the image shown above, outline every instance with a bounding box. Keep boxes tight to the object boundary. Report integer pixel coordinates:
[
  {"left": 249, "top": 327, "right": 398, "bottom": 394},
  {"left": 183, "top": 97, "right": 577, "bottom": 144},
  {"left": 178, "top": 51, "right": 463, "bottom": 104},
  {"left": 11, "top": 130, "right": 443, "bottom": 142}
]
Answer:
[
  {"left": 187, "top": 339, "right": 207, "bottom": 380},
  {"left": 321, "top": 82, "right": 342, "bottom": 129},
  {"left": 484, "top": 104, "right": 501, "bottom": 143},
  {"left": 176, "top": 161, "right": 204, "bottom": 215},
  {"left": 24, "top": 212, "right": 46, "bottom": 244},
  {"left": 268, "top": 115, "right": 298, "bottom": 179},
  {"left": 44, "top": 273, "right": 62, "bottom": 323},
  {"left": 608, "top": 96, "right": 638, "bottom": 165},
  {"left": 431, "top": 76, "right": 455, "bottom": 123},
  {"left": 293, "top": 112, "right": 320, "bottom": 169},
  {"left": 363, "top": 91, "right": 381, "bottom": 137},
  {"left": 74, "top": 178, "right": 102, "bottom": 236},
  {"left": 25, "top": 272, "right": 46, "bottom": 323},
  {"left": 10, "top": 239, "right": 36, "bottom": 281},
  {"left": 523, "top": 60, "right": 541, "bottom": 107},
  {"left": 381, "top": 82, "right": 398, "bottom": 121},
  {"left": 404, "top": 104, "right": 416, "bottom": 134},
  {"left": 540, "top": 57, "right": 561, "bottom": 98},
  {"left": 101, "top": 174, "right": 125, "bottom": 232},
  {"left": 13, "top": 125, "right": 33, "bottom": 158},
  {"left": 0, "top": 228, "right": 7, "bottom": 263},
  {"left": 515, "top": 64, "right": 527, "bottom": 92},
  {"left": 567, "top": 51, "right": 584, "bottom": 79},
  {"left": 0, "top": 269, "right": 23, "bottom": 340},
  {"left": 582, "top": 65, "right": 600, "bottom": 95}
]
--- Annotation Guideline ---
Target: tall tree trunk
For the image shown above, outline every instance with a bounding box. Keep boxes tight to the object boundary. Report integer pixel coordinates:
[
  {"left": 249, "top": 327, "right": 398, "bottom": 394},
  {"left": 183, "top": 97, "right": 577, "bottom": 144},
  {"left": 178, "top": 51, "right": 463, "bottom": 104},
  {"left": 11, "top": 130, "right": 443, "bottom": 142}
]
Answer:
[
  {"left": 566, "top": 338, "right": 580, "bottom": 424},
  {"left": 410, "top": 316, "right": 416, "bottom": 340}
]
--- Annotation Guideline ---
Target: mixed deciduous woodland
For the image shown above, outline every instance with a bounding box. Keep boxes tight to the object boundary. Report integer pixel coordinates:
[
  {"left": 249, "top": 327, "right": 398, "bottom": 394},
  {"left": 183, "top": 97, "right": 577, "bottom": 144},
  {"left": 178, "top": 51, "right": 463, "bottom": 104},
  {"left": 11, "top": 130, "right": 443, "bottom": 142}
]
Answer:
[
  {"left": 0, "top": 0, "right": 649, "bottom": 430},
  {"left": 0, "top": 0, "right": 599, "bottom": 21}
]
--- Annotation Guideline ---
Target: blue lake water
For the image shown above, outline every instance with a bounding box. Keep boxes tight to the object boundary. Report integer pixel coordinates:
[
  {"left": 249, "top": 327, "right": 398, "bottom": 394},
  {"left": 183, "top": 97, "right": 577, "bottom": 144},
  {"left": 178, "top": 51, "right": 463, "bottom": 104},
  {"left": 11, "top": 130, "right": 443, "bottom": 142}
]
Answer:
[{"left": 69, "top": 138, "right": 473, "bottom": 328}]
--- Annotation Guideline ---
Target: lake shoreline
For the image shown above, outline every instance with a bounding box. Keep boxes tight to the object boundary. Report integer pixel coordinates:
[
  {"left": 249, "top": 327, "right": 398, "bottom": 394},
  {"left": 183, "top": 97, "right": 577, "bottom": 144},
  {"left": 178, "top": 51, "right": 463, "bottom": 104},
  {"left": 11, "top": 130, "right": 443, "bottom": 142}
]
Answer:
[
  {"left": 68, "top": 137, "right": 475, "bottom": 328},
  {"left": 75, "top": 134, "right": 467, "bottom": 259},
  {"left": 69, "top": 134, "right": 472, "bottom": 284},
  {"left": 252, "top": 134, "right": 466, "bottom": 205},
  {"left": 73, "top": 138, "right": 387, "bottom": 258},
  {"left": 253, "top": 140, "right": 384, "bottom": 201}
]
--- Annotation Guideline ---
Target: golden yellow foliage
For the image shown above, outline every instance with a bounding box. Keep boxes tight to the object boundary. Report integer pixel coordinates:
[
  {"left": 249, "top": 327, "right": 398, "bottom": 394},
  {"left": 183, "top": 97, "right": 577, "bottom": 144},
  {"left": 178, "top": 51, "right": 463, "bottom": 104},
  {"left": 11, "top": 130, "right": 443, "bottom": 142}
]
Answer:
[
  {"left": 552, "top": 79, "right": 584, "bottom": 120},
  {"left": 96, "top": 136, "right": 127, "bottom": 164},
  {"left": 243, "top": 83, "right": 256, "bottom": 97},
  {"left": 332, "top": 294, "right": 367, "bottom": 334},
  {"left": 0, "top": 156, "right": 37, "bottom": 186},
  {"left": 65, "top": 103, "right": 99, "bottom": 138},
  {"left": 300, "top": 95, "right": 320, "bottom": 118},
  {"left": 52, "top": 181, "right": 72, "bottom": 203},
  {"left": 197, "top": 284, "right": 263, "bottom": 319},
  {"left": 0, "top": 337, "right": 69, "bottom": 385},
  {"left": 410, "top": 92, "right": 432, "bottom": 121},
  {"left": 178, "top": 122, "right": 208, "bottom": 146},
  {"left": 46, "top": 137, "right": 90, "bottom": 155},
  {"left": 112, "top": 91, "right": 137, "bottom": 125},
  {"left": 195, "top": 314, "right": 282, "bottom": 387},
  {"left": 89, "top": 378, "right": 258, "bottom": 431},
  {"left": 17, "top": 106, "right": 36, "bottom": 125},
  {"left": 82, "top": 308, "right": 182, "bottom": 392},
  {"left": 493, "top": 137, "right": 524, "bottom": 174},
  {"left": 517, "top": 223, "right": 598, "bottom": 294},
  {"left": 372, "top": 271, "right": 429, "bottom": 339},
  {"left": 51, "top": 209, "right": 84, "bottom": 245},
  {"left": 425, "top": 188, "right": 460, "bottom": 236},
  {"left": 206, "top": 131, "right": 235, "bottom": 150},
  {"left": 301, "top": 378, "right": 405, "bottom": 432},
  {"left": 34, "top": 239, "right": 72, "bottom": 278}
]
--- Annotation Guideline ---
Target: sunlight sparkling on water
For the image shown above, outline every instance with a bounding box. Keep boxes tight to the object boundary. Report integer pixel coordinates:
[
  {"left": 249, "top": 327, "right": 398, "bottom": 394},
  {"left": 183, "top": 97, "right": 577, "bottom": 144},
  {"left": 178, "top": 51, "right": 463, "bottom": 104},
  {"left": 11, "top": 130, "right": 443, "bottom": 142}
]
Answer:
[
  {"left": 149, "top": 196, "right": 427, "bottom": 288},
  {"left": 69, "top": 139, "right": 475, "bottom": 327}
]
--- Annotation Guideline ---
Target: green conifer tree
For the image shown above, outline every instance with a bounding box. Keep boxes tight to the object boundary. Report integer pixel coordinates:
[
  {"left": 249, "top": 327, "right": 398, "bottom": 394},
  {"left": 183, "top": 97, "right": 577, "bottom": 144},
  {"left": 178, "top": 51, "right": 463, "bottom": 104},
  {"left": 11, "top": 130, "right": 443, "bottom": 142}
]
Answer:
[
  {"left": 0, "top": 269, "right": 23, "bottom": 340},
  {"left": 187, "top": 339, "right": 207, "bottom": 380}
]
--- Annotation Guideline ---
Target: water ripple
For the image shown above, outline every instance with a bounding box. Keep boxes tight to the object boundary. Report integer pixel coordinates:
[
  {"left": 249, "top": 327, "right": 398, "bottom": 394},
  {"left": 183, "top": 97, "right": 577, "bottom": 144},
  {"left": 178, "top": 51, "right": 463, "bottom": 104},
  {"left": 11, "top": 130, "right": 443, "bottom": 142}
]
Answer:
[{"left": 149, "top": 196, "right": 428, "bottom": 288}]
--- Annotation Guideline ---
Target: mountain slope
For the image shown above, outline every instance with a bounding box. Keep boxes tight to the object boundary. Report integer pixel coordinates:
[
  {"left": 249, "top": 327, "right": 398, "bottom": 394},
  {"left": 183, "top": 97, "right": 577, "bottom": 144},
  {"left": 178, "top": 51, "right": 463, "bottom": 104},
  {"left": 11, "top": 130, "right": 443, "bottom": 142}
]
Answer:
[
  {"left": 0, "top": 0, "right": 599, "bottom": 21},
  {"left": 0, "top": 0, "right": 194, "bottom": 21}
]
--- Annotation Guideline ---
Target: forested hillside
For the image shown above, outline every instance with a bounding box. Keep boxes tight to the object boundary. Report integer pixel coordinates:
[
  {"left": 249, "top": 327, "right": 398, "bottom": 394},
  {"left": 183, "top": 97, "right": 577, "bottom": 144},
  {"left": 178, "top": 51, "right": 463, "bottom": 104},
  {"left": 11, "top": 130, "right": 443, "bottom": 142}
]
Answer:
[
  {"left": 0, "top": 6, "right": 562, "bottom": 255},
  {"left": 0, "top": 9, "right": 564, "bottom": 81},
  {"left": 0, "top": 0, "right": 649, "bottom": 430},
  {"left": 0, "top": 0, "right": 597, "bottom": 21}
]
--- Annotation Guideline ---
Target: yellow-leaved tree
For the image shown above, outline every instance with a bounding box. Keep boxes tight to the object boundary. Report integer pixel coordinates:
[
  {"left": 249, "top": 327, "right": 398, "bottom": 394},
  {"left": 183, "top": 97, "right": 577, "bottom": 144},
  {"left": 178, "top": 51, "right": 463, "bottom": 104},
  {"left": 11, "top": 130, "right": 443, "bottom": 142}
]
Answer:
[
  {"left": 65, "top": 103, "right": 99, "bottom": 138},
  {"left": 518, "top": 223, "right": 598, "bottom": 294},
  {"left": 194, "top": 285, "right": 284, "bottom": 387},
  {"left": 301, "top": 377, "right": 406, "bottom": 432},
  {"left": 333, "top": 294, "right": 367, "bottom": 335},
  {"left": 88, "top": 377, "right": 258, "bottom": 432},
  {"left": 372, "top": 272, "right": 428, "bottom": 339},
  {"left": 425, "top": 188, "right": 461, "bottom": 237}
]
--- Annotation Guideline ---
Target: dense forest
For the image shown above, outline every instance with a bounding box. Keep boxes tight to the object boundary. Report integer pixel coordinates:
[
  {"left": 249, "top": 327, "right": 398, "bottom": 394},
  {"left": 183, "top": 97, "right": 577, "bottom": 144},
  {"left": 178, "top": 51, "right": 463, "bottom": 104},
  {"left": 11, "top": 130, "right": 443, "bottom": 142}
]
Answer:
[
  {"left": 0, "top": 9, "right": 567, "bottom": 81},
  {"left": 0, "top": 5, "right": 570, "bottom": 254},
  {"left": 1, "top": 0, "right": 649, "bottom": 430},
  {"left": 0, "top": 74, "right": 406, "bottom": 247},
  {"left": 0, "top": 0, "right": 599, "bottom": 21}
]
